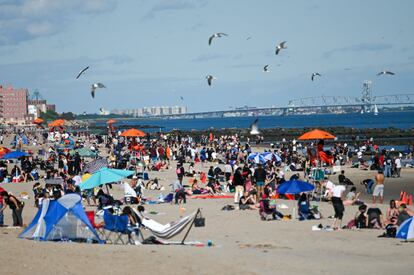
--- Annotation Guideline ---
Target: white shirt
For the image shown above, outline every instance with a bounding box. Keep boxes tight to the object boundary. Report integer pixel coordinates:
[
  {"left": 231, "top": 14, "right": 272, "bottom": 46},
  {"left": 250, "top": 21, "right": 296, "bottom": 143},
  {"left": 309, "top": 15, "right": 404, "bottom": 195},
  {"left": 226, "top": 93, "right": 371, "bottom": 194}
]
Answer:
[
  {"left": 325, "top": 180, "right": 335, "bottom": 191},
  {"left": 395, "top": 158, "right": 401, "bottom": 168},
  {"left": 224, "top": 164, "right": 232, "bottom": 173},
  {"left": 332, "top": 185, "right": 346, "bottom": 198}
]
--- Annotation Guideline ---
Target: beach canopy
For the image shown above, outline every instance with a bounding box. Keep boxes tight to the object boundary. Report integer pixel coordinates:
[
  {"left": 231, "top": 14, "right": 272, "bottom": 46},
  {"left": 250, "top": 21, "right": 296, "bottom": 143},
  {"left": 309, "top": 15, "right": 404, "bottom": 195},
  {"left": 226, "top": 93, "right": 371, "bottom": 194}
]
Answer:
[
  {"left": 0, "top": 147, "right": 12, "bottom": 158},
  {"left": 2, "top": 150, "right": 28, "bottom": 159},
  {"left": 19, "top": 194, "right": 101, "bottom": 242},
  {"left": 277, "top": 180, "right": 315, "bottom": 194},
  {"left": 80, "top": 167, "right": 134, "bottom": 190},
  {"left": 298, "top": 129, "right": 336, "bottom": 140},
  {"left": 247, "top": 153, "right": 266, "bottom": 164},
  {"left": 396, "top": 217, "right": 414, "bottom": 240},
  {"left": 33, "top": 118, "right": 44, "bottom": 124},
  {"left": 106, "top": 119, "right": 117, "bottom": 124},
  {"left": 48, "top": 119, "right": 65, "bottom": 127},
  {"left": 120, "top": 128, "right": 146, "bottom": 137}
]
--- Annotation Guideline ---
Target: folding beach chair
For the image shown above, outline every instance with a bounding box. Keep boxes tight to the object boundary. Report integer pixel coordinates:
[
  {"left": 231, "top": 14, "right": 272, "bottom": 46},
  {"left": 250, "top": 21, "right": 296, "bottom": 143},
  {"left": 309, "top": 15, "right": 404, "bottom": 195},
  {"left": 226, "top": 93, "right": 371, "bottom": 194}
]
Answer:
[
  {"left": 102, "top": 211, "right": 131, "bottom": 244},
  {"left": 85, "top": 210, "right": 104, "bottom": 236},
  {"left": 139, "top": 208, "right": 204, "bottom": 244}
]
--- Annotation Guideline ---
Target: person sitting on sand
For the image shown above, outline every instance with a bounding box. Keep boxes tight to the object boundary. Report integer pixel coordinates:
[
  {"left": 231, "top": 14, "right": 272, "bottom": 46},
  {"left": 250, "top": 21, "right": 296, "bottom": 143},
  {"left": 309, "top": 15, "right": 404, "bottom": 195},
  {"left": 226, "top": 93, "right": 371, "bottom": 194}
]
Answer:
[
  {"left": 385, "top": 200, "right": 399, "bottom": 225},
  {"left": 343, "top": 187, "right": 362, "bottom": 206},
  {"left": 260, "top": 189, "right": 284, "bottom": 220},
  {"left": 191, "top": 179, "right": 214, "bottom": 195},
  {"left": 239, "top": 191, "right": 258, "bottom": 210},
  {"left": 297, "top": 193, "right": 315, "bottom": 220},
  {"left": 354, "top": 204, "right": 368, "bottom": 229},
  {"left": 397, "top": 204, "right": 414, "bottom": 226},
  {"left": 145, "top": 178, "right": 163, "bottom": 190},
  {"left": 367, "top": 207, "right": 384, "bottom": 229}
]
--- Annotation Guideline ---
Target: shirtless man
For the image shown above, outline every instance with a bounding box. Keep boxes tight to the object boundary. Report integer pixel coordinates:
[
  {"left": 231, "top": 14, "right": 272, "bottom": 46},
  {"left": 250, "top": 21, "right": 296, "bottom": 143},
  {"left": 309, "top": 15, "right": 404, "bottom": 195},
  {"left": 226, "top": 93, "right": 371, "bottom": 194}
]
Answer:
[{"left": 373, "top": 170, "right": 385, "bottom": 204}]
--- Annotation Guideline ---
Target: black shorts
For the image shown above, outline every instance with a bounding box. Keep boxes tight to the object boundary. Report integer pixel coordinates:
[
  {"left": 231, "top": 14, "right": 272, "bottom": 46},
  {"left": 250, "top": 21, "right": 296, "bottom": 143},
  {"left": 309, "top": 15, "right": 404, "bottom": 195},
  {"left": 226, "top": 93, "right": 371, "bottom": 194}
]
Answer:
[{"left": 332, "top": 197, "right": 344, "bottom": 219}]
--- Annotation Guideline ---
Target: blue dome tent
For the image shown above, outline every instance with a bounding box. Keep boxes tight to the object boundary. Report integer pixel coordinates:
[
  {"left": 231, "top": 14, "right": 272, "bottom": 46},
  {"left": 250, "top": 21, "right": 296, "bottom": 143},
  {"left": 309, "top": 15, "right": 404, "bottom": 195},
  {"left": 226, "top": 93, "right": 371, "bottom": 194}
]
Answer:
[{"left": 19, "top": 194, "right": 102, "bottom": 243}]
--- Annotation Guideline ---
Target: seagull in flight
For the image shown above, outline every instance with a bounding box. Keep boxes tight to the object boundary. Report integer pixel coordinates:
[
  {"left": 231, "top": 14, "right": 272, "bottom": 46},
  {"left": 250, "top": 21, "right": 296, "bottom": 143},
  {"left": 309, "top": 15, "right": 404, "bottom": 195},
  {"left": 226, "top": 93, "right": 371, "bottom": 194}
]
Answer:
[
  {"left": 311, "top": 72, "right": 321, "bottom": 81},
  {"left": 91, "top": 83, "right": 106, "bottom": 98},
  {"left": 250, "top": 118, "right": 260, "bottom": 135},
  {"left": 209, "top": 33, "right": 228, "bottom": 45},
  {"left": 180, "top": 96, "right": 184, "bottom": 101},
  {"left": 377, "top": 70, "right": 395, "bottom": 76},
  {"left": 246, "top": 36, "right": 252, "bottom": 40},
  {"left": 76, "top": 66, "right": 89, "bottom": 79},
  {"left": 275, "top": 41, "right": 287, "bottom": 55},
  {"left": 263, "top": 65, "right": 270, "bottom": 73},
  {"left": 206, "top": 75, "right": 217, "bottom": 86}
]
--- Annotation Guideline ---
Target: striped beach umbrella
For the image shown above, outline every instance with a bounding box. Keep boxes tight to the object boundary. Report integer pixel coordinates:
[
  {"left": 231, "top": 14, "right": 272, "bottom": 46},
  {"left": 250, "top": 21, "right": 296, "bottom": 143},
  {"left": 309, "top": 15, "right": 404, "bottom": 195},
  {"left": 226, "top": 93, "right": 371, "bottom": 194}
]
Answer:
[{"left": 396, "top": 217, "right": 414, "bottom": 240}]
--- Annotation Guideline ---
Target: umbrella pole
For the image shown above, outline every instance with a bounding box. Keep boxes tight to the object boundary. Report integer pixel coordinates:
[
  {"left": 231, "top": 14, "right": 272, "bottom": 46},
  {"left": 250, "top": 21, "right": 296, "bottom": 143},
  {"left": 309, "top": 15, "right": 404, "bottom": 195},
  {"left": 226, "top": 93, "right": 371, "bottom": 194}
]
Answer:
[{"left": 105, "top": 184, "right": 110, "bottom": 195}]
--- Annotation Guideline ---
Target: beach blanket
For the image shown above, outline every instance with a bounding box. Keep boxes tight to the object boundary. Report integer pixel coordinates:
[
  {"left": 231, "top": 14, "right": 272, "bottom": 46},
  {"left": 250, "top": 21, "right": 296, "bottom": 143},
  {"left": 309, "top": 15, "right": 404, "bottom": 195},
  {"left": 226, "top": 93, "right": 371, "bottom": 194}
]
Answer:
[{"left": 190, "top": 195, "right": 233, "bottom": 199}]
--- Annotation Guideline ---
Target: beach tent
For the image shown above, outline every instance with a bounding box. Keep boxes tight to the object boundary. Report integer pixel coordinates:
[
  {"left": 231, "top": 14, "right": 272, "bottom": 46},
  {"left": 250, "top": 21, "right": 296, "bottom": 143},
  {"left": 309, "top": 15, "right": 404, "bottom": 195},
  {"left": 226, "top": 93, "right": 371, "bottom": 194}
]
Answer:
[
  {"left": 19, "top": 194, "right": 101, "bottom": 242},
  {"left": 396, "top": 217, "right": 414, "bottom": 240},
  {"left": 120, "top": 128, "right": 146, "bottom": 137}
]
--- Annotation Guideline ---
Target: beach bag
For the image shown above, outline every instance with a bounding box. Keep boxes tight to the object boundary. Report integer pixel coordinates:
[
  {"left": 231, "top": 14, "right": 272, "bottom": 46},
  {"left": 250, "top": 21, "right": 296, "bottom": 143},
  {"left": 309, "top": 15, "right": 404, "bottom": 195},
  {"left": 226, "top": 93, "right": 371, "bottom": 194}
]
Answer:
[{"left": 194, "top": 211, "right": 205, "bottom": 227}]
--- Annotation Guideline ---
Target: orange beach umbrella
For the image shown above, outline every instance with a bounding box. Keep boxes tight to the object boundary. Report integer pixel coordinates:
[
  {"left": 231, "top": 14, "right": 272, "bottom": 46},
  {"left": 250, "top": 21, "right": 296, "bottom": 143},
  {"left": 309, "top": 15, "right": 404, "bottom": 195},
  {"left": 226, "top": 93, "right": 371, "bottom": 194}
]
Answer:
[
  {"left": 33, "top": 118, "right": 44, "bottom": 124},
  {"left": 48, "top": 119, "right": 65, "bottom": 127},
  {"left": 120, "top": 128, "right": 146, "bottom": 137},
  {"left": 298, "top": 129, "right": 336, "bottom": 140},
  {"left": 0, "top": 147, "right": 11, "bottom": 158},
  {"left": 106, "top": 119, "right": 117, "bottom": 124}
]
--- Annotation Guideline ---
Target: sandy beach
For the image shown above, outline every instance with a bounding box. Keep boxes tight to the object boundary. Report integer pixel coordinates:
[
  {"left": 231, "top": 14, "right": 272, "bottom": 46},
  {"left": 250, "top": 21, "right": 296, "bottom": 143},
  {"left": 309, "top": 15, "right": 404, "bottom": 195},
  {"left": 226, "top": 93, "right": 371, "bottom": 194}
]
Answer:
[{"left": 1, "top": 143, "right": 413, "bottom": 275}]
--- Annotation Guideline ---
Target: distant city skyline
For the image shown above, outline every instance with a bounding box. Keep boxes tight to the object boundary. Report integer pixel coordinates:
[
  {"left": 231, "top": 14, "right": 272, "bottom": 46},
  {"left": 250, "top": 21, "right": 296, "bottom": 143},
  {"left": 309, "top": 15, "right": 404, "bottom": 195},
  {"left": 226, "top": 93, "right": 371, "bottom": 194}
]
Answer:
[{"left": 0, "top": 0, "right": 413, "bottom": 113}]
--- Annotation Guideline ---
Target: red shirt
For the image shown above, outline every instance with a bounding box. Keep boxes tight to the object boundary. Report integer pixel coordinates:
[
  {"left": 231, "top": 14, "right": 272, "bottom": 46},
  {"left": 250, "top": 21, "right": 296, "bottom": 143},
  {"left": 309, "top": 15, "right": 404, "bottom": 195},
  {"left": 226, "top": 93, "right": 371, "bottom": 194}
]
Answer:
[{"left": 0, "top": 186, "right": 5, "bottom": 204}]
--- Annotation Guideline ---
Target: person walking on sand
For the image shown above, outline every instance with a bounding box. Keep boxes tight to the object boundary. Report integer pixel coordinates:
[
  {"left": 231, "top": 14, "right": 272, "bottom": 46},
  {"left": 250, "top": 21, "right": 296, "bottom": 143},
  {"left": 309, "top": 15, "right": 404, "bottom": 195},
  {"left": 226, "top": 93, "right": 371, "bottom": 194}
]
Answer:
[
  {"left": 331, "top": 183, "right": 346, "bottom": 230},
  {"left": 373, "top": 170, "right": 385, "bottom": 204}
]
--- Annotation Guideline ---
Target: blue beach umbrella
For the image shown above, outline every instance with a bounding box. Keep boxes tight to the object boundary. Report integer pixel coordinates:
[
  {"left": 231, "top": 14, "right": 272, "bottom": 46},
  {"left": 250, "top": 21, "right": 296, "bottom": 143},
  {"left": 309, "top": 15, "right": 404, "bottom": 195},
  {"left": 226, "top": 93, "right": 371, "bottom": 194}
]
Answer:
[
  {"left": 277, "top": 180, "right": 315, "bottom": 194},
  {"left": 247, "top": 153, "right": 266, "bottom": 164},
  {"left": 2, "top": 151, "right": 29, "bottom": 159},
  {"left": 80, "top": 167, "right": 134, "bottom": 190},
  {"left": 396, "top": 217, "right": 414, "bottom": 240},
  {"left": 261, "top": 152, "right": 282, "bottom": 162}
]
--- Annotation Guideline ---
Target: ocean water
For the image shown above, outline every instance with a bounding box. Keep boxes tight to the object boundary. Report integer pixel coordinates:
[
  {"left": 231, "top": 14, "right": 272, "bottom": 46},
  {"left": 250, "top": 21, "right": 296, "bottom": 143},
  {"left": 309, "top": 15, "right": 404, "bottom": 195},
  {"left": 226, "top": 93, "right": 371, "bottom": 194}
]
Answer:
[{"left": 96, "top": 111, "right": 414, "bottom": 132}]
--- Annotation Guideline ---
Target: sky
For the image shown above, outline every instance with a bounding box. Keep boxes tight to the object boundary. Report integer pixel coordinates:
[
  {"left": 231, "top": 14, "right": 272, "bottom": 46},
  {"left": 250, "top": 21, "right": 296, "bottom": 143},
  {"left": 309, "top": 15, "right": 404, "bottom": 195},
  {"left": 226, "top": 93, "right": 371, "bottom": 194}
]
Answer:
[{"left": 0, "top": 0, "right": 413, "bottom": 114}]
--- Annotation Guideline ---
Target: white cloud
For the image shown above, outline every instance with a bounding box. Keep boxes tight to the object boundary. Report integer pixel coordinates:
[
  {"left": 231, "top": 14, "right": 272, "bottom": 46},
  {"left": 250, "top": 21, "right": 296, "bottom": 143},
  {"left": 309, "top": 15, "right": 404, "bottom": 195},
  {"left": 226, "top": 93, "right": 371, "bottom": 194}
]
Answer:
[{"left": 0, "top": 0, "right": 117, "bottom": 45}]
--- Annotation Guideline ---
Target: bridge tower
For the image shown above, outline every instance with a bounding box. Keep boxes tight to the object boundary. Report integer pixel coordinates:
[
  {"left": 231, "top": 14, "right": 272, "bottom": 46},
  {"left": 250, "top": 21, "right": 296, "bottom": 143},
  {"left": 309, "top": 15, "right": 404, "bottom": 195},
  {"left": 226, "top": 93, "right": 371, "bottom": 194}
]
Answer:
[{"left": 361, "top": 80, "right": 372, "bottom": 113}]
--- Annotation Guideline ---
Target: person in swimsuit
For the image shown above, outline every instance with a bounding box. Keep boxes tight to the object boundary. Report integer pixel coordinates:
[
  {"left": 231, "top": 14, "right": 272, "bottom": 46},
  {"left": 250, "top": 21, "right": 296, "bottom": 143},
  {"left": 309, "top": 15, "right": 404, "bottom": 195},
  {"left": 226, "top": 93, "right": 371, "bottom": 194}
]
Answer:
[{"left": 373, "top": 170, "right": 385, "bottom": 204}]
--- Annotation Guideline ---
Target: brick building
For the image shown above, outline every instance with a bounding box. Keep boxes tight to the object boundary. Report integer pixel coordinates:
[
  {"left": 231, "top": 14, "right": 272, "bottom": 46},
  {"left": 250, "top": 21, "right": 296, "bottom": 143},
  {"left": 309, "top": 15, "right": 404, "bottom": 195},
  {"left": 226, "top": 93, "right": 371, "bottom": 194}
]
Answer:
[{"left": 0, "top": 85, "right": 28, "bottom": 120}]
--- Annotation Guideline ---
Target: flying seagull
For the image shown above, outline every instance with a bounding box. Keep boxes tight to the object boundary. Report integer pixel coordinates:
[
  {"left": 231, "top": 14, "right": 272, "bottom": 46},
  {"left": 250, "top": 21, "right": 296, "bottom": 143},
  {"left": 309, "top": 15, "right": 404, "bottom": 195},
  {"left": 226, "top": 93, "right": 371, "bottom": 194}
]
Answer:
[
  {"left": 275, "top": 41, "right": 287, "bottom": 55},
  {"left": 180, "top": 96, "right": 184, "bottom": 101},
  {"left": 91, "top": 83, "right": 106, "bottom": 98},
  {"left": 76, "top": 66, "right": 89, "bottom": 79},
  {"left": 311, "top": 72, "right": 321, "bottom": 81},
  {"left": 250, "top": 118, "right": 260, "bottom": 135},
  {"left": 263, "top": 65, "right": 270, "bottom": 72},
  {"left": 206, "top": 75, "right": 217, "bottom": 86},
  {"left": 246, "top": 36, "right": 252, "bottom": 40},
  {"left": 209, "top": 32, "right": 228, "bottom": 45},
  {"left": 377, "top": 70, "right": 395, "bottom": 76}
]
